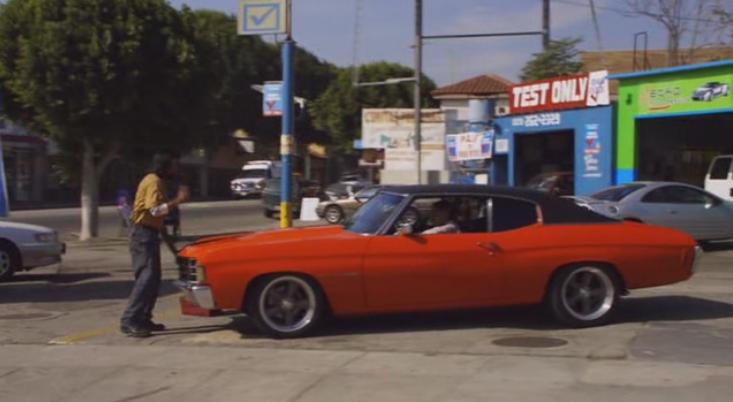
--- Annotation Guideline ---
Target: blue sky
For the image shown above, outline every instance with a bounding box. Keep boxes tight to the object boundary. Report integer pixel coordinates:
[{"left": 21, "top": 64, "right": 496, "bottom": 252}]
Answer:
[{"left": 170, "top": 0, "right": 673, "bottom": 86}]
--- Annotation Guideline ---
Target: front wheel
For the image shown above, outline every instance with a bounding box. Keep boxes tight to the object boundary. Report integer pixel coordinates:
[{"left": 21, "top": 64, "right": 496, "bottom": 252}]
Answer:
[
  {"left": 547, "top": 265, "right": 619, "bottom": 327},
  {"left": 324, "top": 205, "right": 344, "bottom": 224},
  {"left": 0, "top": 243, "right": 19, "bottom": 282},
  {"left": 247, "top": 275, "right": 326, "bottom": 338}
]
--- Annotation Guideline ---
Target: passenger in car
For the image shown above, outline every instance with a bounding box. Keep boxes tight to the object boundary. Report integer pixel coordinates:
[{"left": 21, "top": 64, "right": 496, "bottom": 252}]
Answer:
[{"left": 422, "top": 200, "right": 461, "bottom": 235}]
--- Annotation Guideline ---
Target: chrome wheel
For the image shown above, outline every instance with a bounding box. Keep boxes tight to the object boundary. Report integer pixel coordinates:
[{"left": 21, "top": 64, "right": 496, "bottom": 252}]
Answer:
[
  {"left": 258, "top": 276, "right": 317, "bottom": 334},
  {"left": 324, "top": 206, "right": 343, "bottom": 224},
  {"left": 0, "top": 250, "right": 10, "bottom": 277},
  {"left": 560, "top": 267, "right": 615, "bottom": 321}
]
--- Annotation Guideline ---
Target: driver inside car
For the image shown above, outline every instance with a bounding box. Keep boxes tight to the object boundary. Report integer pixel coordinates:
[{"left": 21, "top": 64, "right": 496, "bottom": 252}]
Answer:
[{"left": 395, "top": 199, "right": 459, "bottom": 235}]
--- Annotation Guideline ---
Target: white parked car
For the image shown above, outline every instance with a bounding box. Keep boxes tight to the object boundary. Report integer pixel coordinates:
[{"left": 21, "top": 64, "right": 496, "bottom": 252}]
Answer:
[
  {"left": 0, "top": 221, "right": 65, "bottom": 281},
  {"left": 705, "top": 155, "right": 733, "bottom": 202}
]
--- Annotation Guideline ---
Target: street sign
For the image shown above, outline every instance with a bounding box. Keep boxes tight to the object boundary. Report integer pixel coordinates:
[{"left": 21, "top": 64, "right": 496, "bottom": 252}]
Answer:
[
  {"left": 263, "top": 81, "right": 283, "bottom": 117},
  {"left": 447, "top": 131, "right": 494, "bottom": 162},
  {"left": 237, "top": 0, "right": 287, "bottom": 35}
]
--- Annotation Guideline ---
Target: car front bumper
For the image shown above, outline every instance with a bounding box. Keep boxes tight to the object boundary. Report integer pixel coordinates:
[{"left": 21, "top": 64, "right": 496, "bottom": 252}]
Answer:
[
  {"left": 232, "top": 188, "right": 263, "bottom": 197},
  {"left": 175, "top": 280, "right": 216, "bottom": 310},
  {"left": 20, "top": 242, "right": 65, "bottom": 269}
]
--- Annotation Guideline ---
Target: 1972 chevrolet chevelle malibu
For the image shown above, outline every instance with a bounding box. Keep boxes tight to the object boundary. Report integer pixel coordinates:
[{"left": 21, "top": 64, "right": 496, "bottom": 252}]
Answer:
[{"left": 176, "top": 185, "right": 701, "bottom": 338}]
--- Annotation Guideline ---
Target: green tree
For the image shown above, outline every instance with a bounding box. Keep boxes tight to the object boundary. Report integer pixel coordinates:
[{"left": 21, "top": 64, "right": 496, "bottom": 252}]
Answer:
[
  {"left": 309, "top": 62, "right": 436, "bottom": 152},
  {"left": 0, "top": 0, "right": 199, "bottom": 239},
  {"left": 520, "top": 38, "right": 584, "bottom": 82}
]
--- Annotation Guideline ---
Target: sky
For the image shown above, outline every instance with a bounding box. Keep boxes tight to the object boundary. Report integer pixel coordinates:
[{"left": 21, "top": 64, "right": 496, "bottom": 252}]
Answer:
[{"left": 169, "top": 0, "right": 678, "bottom": 86}]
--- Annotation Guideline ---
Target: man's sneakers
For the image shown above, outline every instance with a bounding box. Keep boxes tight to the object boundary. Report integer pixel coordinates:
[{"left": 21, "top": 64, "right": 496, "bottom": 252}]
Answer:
[{"left": 120, "top": 321, "right": 166, "bottom": 337}]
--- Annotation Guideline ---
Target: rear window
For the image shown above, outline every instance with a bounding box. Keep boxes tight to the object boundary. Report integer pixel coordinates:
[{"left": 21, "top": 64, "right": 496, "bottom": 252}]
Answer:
[
  {"left": 709, "top": 157, "right": 732, "bottom": 180},
  {"left": 591, "top": 184, "right": 645, "bottom": 202},
  {"left": 491, "top": 197, "right": 538, "bottom": 232}
]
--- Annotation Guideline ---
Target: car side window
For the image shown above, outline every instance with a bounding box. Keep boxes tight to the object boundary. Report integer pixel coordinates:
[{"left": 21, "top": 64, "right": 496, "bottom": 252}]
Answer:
[
  {"left": 709, "top": 157, "right": 732, "bottom": 180},
  {"left": 490, "top": 197, "right": 539, "bottom": 232},
  {"left": 643, "top": 186, "right": 715, "bottom": 204}
]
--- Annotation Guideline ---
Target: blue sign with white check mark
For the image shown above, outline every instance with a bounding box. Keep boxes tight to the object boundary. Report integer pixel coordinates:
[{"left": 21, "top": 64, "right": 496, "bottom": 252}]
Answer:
[{"left": 238, "top": 0, "right": 287, "bottom": 35}]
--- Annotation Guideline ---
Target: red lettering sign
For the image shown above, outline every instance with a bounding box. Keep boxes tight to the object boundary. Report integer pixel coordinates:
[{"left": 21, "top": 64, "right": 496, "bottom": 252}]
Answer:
[{"left": 509, "top": 71, "right": 609, "bottom": 114}]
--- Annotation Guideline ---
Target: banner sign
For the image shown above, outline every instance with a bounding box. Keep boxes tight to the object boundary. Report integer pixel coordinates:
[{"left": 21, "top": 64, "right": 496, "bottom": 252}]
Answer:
[
  {"left": 582, "top": 124, "right": 602, "bottom": 178},
  {"left": 262, "top": 81, "right": 283, "bottom": 117},
  {"left": 447, "top": 131, "right": 494, "bottom": 161},
  {"left": 638, "top": 73, "right": 732, "bottom": 115},
  {"left": 509, "top": 70, "right": 609, "bottom": 114},
  {"left": 362, "top": 108, "right": 446, "bottom": 171}
]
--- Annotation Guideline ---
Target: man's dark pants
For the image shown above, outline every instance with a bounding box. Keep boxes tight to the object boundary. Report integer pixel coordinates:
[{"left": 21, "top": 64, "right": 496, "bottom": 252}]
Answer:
[{"left": 121, "top": 225, "right": 162, "bottom": 328}]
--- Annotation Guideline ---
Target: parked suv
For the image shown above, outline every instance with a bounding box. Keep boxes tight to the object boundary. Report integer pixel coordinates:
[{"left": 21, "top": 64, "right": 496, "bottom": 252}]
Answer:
[{"left": 705, "top": 155, "right": 733, "bottom": 201}]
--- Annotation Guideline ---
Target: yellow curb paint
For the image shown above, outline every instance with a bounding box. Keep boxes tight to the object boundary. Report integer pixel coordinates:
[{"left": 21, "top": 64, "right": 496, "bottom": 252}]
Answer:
[{"left": 48, "top": 308, "right": 181, "bottom": 345}]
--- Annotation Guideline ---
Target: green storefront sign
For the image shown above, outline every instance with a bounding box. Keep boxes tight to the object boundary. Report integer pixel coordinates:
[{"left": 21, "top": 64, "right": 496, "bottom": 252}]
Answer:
[
  {"left": 610, "top": 61, "right": 733, "bottom": 184},
  {"left": 638, "top": 73, "right": 732, "bottom": 115}
]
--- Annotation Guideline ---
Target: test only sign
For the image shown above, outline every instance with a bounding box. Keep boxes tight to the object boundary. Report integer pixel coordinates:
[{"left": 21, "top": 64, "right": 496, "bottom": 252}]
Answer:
[
  {"left": 510, "top": 70, "right": 610, "bottom": 114},
  {"left": 263, "top": 81, "right": 283, "bottom": 117},
  {"left": 447, "top": 131, "right": 494, "bottom": 162}
]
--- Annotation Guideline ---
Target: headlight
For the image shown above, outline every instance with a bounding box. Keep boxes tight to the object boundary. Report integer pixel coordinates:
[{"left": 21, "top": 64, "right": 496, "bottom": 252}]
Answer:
[
  {"left": 607, "top": 206, "right": 619, "bottom": 215},
  {"left": 178, "top": 257, "right": 207, "bottom": 284},
  {"left": 35, "top": 232, "right": 57, "bottom": 243}
]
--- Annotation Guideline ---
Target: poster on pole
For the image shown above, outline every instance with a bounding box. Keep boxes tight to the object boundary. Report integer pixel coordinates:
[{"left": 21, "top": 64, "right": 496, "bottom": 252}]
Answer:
[
  {"left": 263, "top": 81, "right": 283, "bottom": 117},
  {"left": 0, "top": 141, "right": 9, "bottom": 217},
  {"left": 446, "top": 131, "right": 494, "bottom": 162}
]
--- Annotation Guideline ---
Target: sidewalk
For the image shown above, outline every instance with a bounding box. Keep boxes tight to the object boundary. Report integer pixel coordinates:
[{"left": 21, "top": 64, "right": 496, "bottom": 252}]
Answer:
[{"left": 1, "top": 343, "right": 732, "bottom": 402}]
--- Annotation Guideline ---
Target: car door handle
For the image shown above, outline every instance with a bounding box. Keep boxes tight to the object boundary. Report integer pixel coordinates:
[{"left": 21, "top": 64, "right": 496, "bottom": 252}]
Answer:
[{"left": 477, "top": 241, "right": 502, "bottom": 255}]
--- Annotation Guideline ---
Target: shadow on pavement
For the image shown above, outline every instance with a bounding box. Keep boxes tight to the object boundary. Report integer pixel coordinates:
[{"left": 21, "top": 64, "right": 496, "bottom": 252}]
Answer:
[
  {"left": 701, "top": 241, "right": 733, "bottom": 252},
  {"left": 232, "top": 295, "right": 733, "bottom": 339},
  {"left": 0, "top": 277, "right": 178, "bottom": 304}
]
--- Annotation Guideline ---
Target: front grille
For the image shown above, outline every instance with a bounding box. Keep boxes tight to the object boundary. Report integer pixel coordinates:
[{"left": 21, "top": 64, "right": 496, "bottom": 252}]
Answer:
[{"left": 177, "top": 256, "right": 198, "bottom": 282}]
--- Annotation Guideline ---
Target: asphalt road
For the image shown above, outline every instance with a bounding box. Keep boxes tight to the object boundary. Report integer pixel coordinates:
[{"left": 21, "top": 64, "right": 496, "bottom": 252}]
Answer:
[{"left": 7, "top": 199, "right": 279, "bottom": 240}]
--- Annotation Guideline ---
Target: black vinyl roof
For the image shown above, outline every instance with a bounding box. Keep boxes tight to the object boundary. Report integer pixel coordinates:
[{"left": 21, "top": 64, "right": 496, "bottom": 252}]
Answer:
[{"left": 382, "top": 185, "right": 617, "bottom": 224}]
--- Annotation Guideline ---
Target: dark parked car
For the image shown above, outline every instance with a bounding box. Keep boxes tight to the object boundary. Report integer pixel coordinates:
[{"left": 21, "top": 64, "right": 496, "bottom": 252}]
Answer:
[{"left": 262, "top": 178, "right": 322, "bottom": 218}]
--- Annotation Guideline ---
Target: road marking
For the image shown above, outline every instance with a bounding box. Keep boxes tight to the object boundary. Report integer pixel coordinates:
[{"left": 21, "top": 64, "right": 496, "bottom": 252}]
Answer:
[{"left": 48, "top": 308, "right": 181, "bottom": 345}]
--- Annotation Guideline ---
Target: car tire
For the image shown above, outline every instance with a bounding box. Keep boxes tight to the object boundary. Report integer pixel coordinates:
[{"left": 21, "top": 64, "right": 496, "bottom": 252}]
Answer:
[
  {"left": 324, "top": 205, "right": 344, "bottom": 224},
  {"left": 547, "top": 264, "right": 619, "bottom": 327},
  {"left": 246, "top": 274, "right": 326, "bottom": 338},
  {"left": 0, "top": 242, "right": 20, "bottom": 282}
]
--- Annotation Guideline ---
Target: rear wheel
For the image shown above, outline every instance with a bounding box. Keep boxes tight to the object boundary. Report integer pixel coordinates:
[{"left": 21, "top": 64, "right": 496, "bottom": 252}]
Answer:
[
  {"left": 247, "top": 274, "right": 326, "bottom": 338},
  {"left": 324, "top": 205, "right": 344, "bottom": 224},
  {"left": 0, "top": 243, "right": 20, "bottom": 282},
  {"left": 547, "top": 265, "right": 619, "bottom": 327}
]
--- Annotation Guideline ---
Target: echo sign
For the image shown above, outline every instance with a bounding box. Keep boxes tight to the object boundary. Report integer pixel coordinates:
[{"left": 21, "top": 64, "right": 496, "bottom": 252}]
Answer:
[{"left": 509, "top": 71, "right": 609, "bottom": 114}]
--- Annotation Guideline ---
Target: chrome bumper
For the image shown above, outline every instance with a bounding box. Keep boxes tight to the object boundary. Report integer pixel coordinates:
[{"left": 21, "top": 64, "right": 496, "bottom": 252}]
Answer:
[{"left": 175, "top": 280, "right": 216, "bottom": 310}]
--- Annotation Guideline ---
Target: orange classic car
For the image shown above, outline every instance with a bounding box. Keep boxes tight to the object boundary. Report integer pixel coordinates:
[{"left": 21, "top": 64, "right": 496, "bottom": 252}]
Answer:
[{"left": 176, "top": 185, "right": 701, "bottom": 338}]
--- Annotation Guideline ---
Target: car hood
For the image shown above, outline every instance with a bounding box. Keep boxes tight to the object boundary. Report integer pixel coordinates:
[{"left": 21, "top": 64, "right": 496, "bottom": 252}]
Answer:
[
  {"left": 181, "top": 225, "right": 354, "bottom": 260},
  {"left": 231, "top": 178, "right": 264, "bottom": 184},
  {"left": 0, "top": 220, "right": 55, "bottom": 233}
]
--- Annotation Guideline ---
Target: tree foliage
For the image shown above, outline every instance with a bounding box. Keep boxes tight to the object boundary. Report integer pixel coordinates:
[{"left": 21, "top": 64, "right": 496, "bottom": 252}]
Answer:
[
  {"left": 520, "top": 38, "right": 584, "bottom": 82},
  {"left": 309, "top": 62, "right": 437, "bottom": 152}
]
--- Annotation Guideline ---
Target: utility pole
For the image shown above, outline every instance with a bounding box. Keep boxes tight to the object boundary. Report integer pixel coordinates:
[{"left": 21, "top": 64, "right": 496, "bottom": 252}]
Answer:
[
  {"left": 280, "top": 0, "right": 295, "bottom": 228},
  {"left": 542, "top": 0, "right": 550, "bottom": 49},
  {"left": 414, "top": 0, "right": 423, "bottom": 185}
]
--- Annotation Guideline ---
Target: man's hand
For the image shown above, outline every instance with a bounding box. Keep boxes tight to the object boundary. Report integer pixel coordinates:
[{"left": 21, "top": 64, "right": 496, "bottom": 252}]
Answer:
[{"left": 174, "top": 186, "right": 191, "bottom": 204}]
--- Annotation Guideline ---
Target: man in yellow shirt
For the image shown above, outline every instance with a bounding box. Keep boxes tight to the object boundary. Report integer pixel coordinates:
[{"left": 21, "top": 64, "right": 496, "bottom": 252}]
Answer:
[{"left": 120, "top": 153, "right": 189, "bottom": 337}]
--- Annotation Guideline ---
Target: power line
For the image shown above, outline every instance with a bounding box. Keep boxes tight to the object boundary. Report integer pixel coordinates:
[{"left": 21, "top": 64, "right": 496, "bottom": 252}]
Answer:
[{"left": 554, "top": 0, "right": 723, "bottom": 25}]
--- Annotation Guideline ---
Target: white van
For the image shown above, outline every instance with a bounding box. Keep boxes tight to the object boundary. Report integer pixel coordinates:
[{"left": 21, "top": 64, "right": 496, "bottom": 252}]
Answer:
[
  {"left": 705, "top": 155, "right": 733, "bottom": 201},
  {"left": 230, "top": 160, "right": 282, "bottom": 198}
]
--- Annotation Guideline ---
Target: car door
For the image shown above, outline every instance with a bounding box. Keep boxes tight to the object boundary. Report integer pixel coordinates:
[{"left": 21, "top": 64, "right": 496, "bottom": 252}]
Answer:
[
  {"left": 362, "top": 196, "right": 502, "bottom": 309},
  {"left": 640, "top": 185, "right": 731, "bottom": 240}
]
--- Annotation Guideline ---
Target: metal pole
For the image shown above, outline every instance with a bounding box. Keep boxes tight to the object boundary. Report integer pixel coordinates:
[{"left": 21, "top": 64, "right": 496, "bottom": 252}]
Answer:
[
  {"left": 280, "top": 0, "right": 294, "bottom": 228},
  {"left": 542, "top": 0, "right": 550, "bottom": 49},
  {"left": 414, "top": 0, "right": 423, "bottom": 185}
]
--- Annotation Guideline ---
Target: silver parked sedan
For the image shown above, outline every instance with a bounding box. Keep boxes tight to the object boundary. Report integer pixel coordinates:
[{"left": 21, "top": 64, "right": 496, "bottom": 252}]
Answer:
[{"left": 571, "top": 182, "right": 733, "bottom": 242}]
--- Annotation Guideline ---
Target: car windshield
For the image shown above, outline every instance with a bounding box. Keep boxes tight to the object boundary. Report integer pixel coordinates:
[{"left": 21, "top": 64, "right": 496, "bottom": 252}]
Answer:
[
  {"left": 355, "top": 187, "right": 378, "bottom": 199},
  {"left": 591, "top": 184, "right": 646, "bottom": 201},
  {"left": 238, "top": 169, "right": 267, "bottom": 179},
  {"left": 526, "top": 175, "right": 556, "bottom": 191},
  {"left": 344, "top": 192, "right": 405, "bottom": 234}
]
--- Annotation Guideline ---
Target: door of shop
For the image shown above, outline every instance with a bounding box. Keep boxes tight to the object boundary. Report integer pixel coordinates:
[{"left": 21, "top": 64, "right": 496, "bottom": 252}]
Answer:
[
  {"left": 514, "top": 130, "right": 574, "bottom": 191},
  {"left": 637, "top": 113, "right": 733, "bottom": 187}
]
